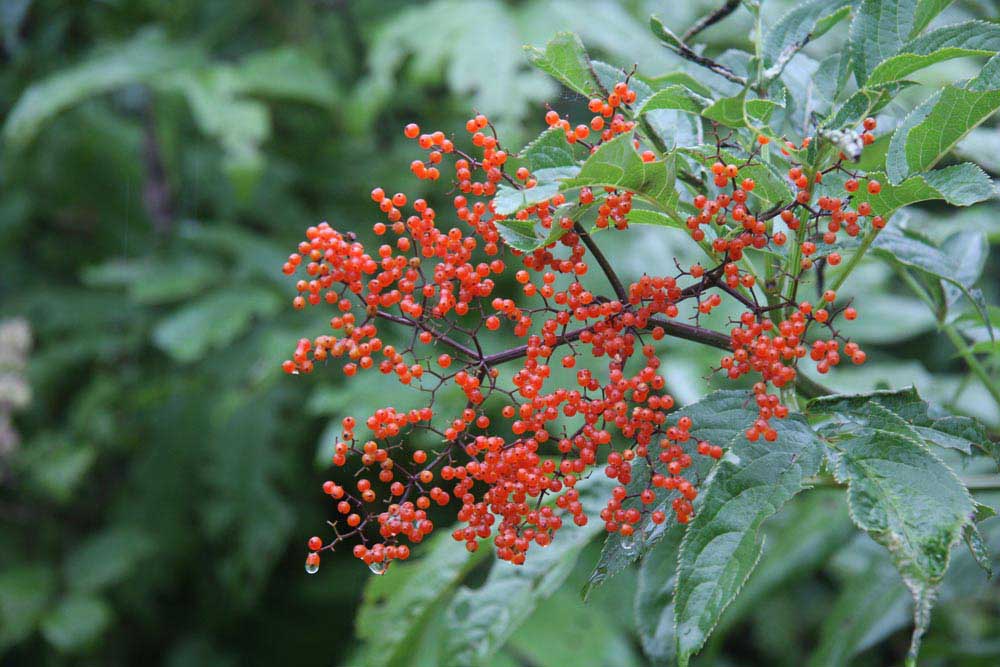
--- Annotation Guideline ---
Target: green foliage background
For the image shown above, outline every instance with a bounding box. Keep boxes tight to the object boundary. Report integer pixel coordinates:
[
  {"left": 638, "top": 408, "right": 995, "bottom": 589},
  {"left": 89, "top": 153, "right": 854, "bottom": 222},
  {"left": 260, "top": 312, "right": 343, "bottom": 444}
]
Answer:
[{"left": 0, "top": 1, "right": 998, "bottom": 665}]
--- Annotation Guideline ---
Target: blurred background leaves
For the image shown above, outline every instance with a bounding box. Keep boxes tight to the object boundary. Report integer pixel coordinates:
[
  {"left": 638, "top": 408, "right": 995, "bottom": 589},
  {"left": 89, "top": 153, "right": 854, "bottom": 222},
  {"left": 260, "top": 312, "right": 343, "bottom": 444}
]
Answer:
[{"left": 0, "top": 0, "right": 997, "bottom": 665}]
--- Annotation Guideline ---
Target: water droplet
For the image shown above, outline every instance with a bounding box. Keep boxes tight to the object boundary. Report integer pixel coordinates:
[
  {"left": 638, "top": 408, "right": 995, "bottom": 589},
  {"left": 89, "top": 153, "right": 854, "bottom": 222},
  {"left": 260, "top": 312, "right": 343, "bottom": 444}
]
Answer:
[
  {"left": 305, "top": 558, "right": 320, "bottom": 575},
  {"left": 620, "top": 533, "right": 636, "bottom": 554},
  {"left": 368, "top": 560, "right": 389, "bottom": 575}
]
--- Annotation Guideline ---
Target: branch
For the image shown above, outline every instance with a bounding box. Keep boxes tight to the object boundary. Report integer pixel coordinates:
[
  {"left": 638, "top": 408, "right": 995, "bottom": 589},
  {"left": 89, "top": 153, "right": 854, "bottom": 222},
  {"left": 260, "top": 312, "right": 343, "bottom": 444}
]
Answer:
[
  {"left": 683, "top": 0, "right": 741, "bottom": 42},
  {"left": 376, "top": 310, "right": 480, "bottom": 361},
  {"left": 574, "top": 222, "right": 628, "bottom": 302}
]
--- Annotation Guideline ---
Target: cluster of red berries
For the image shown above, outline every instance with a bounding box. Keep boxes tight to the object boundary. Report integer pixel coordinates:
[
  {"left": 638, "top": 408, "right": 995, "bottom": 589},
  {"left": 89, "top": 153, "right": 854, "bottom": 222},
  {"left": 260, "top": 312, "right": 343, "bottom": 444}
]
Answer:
[{"left": 290, "top": 80, "right": 880, "bottom": 573}]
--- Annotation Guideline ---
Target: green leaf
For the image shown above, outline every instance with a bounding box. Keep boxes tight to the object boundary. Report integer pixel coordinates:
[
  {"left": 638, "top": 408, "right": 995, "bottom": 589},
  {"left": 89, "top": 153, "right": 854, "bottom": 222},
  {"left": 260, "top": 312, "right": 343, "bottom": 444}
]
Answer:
[
  {"left": 586, "top": 391, "right": 780, "bottom": 594},
  {"left": 964, "top": 522, "right": 993, "bottom": 578},
  {"left": 808, "top": 540, "right": 911, "bottom": 667},
  {"left": 851, "top": 165, "right": 995, "bottom": 219},
  {"left": 41, "top": 594, "right": 113, "bottom": 653},
  {"left": 673, "top": 412, "right": 824, "bottom": 666},
  {"left": 524, "top": 31, "right": 599, "bottom": 98},
  {"left": 809, "top": 386, "right": 997, "bottom": 460},
  {"left": 234, "top": 46, "right": 338, "bottom": 106},
  {"left": 443, "top": 476, "right": 612, "bottom": 666},
  {"left": 562, "top": 134, "right": 678, "bottom": 211},
  {"left": 637, "top": 85, "right": 711, "bottom": 116},
  {"left": 623, "top": 208, "right": 689, "bottom": 232},
  {"left": 633, "top": 524, "right": 685, "bottom": 665},
  {"left": 701, "top": 89, "right": 748, "bottom": 127},
  {"left": 63, "top": 526, "right": 156, "bottom": 593},
  {"left": 0, "top": 565, "right": 56, "bottom": 650},
  {"left": 591, "top": 60, "right": 653, "bottom": 105},
  {"left": 518, "top": 126, "right": 581, "bottom": 171},
  {"left": 2, "top": 28, "right": 201, "bottom": 149},
  {"left": 683, "top": 146, "right": 794, "bottom": 209},
  {"left": 862, "top": 218, "right": 996, "bottom": 333},
  {"left": 152, "top": 287, "right": 281, "bottom": 362},
  {"left": 850, "top": 0, "right": 956, "bottom": 85},
  {"left": 356, "top": 528, "right": 488, "bottom": 667},
  {"left": 823, "top": 424, "right": 975, "bottom": 663},
  {"left": 763, "top": 0, "right": 853, "bottom": 68},
  {"left": 645, "top": 71, "right": 713, "bottom": 98},
  {"left": 825, "top": 86, "right": 898, "bottom": 130},
  {"left": 492, "top": 166, "right": 580, "bottom": 217},
  {"left": 886, "top": 55, "right": 1000, "bottom": 183},
  {"left": 868, "top": 21, "right": 1000, "bottom": 87}
]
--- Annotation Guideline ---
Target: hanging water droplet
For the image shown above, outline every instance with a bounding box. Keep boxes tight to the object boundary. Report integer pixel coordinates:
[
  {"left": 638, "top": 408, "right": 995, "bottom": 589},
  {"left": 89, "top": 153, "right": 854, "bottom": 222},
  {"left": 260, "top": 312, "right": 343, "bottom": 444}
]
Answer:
[
  {"left": 368, "top": 560, "right": 389, "bottom": 575},
  {"left": 305, "top": 552, "right": 320, "bottom": 575},
  {"left": 620, "top": 533, "right": 636, "bottom": 554}
]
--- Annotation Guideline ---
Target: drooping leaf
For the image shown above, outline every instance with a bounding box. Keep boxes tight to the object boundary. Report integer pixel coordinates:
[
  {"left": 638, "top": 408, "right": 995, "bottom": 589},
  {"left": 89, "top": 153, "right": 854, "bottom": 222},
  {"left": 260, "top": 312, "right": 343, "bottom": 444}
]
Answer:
[
  {"left": 673, "top": 412, "right": 824, "bottom": 666},
  {"left": 886, "top": 54, "right": 1000, "bottom": 183},
  {"left": 585, "top": 390, "right": 782, "bottom": 594},
  {"left": 524, "top": 31, "right": 600, "bottom": 98},
  {"left": 867, "top": 21, "right": 1000, "bottom": 87},
  {"left": 809, "top": 386, "right": 996, "bottom": 460},
  {"left": 443, "top": 476, "right": 613, "bottom": 667},
  {"left": 633, "top": 524, "right": 685, "bottom": 665},
  {"left": 808, "top": 539, "right": 911, "bottom": 667},
  {"left": 356, "top": 528, "right": 488, "bottom": 667},
  {"left": 860, "top": 218, "right": 995, "bottom": 333},
  {"left": 822, "top": 422, "right": 975, "bottom": 663}
]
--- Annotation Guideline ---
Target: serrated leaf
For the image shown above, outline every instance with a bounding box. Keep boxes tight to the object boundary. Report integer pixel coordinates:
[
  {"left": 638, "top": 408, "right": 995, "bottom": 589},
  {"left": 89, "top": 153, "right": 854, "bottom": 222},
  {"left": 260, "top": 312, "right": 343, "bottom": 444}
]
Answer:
[
  {"left": 825, "top": 87, "right": 897, "bottom": 130},
  {"left": 964, "top": 522, "right": 993, "bottom": 578},
  {"left": 443, "top": 476, "right": 613, "bottom": 667},
  {"left": 562, "top": 134, "right": 678, "bottom": 210},
  {"left": 850, "top": 0, "right": 956, "bottom": 86},
  {"left": 851, "top": 165, "right": 995, "bottom": 220},
  {"left": 623, "top": 208, "right": 689, "bottom": 232},
  {"left": 701, "top": 89, "right": 748, "bottom": 127},
  {"left": 524, "top": 31, "right": 599, "bottom": 98},
  {"left": 683, "top": 146, "right": 794, "bottom": 209},
  {"left": 868, "top": 21, "right": 1000, "bottom": 87},
  {"left": 586, "top": 391, "right": 781, "bottom": 595},
  {"left": 645, "top": 71, "right": 713, "bottom": 97},
  {"left": 940, "top": 230, "right": 989, "bottom": 308},
  {"left": 518, "top": 126, "right": 580, "bottom": 171},
  {"left": 763, "top": 0, "right": 853, "bottom": 68},
  {"left": 2, "top": 28, "right": 202, "bottom": 149},
  {"left": 886, "top": 54, "right": 1000, "bottom": 183},
  {"left": 809, "top": 385, "right": 996, "bottom": 459},
  {"left": 491, "top": 166, "right": 580, "bottom": 217},
  {"left": 637, "top": 85, "right": 711, "bottom": 116},
  {"left": 356, "top": 528, "right": 488, "bottom": 667},
  {"left": 673, "top": 412, "right": 824, "bottom": 666},
  {"left": 152, "top": 287, "right": 281, "bottom": 362},
  {"left": 633, "top": 524, "right": 685, "bottom": 665},
  {"left": 824, "top": 426, "right": 975, "bottom": 663}
]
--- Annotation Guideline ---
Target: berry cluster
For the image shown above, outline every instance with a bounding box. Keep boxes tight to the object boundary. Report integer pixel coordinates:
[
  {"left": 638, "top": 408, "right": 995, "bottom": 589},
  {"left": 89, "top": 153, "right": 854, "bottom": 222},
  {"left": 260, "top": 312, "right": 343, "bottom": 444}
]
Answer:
[{"left": 287, "top": 78, "right": 878, "bottom": 574}]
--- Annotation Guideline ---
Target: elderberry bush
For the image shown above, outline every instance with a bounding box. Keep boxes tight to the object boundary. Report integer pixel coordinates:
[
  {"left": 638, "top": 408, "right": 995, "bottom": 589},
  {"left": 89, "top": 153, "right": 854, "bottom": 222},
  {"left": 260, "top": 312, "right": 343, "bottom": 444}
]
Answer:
[{"left": 282, "top": 2, "right": 1000, "bottom": 666}]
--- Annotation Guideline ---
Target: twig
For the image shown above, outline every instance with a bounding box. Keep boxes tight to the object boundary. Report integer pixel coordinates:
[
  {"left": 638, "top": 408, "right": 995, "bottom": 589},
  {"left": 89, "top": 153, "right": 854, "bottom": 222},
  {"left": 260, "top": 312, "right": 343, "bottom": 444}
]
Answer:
[{"left": 683, "top": 0, "right": 741, "bottom": 42}]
